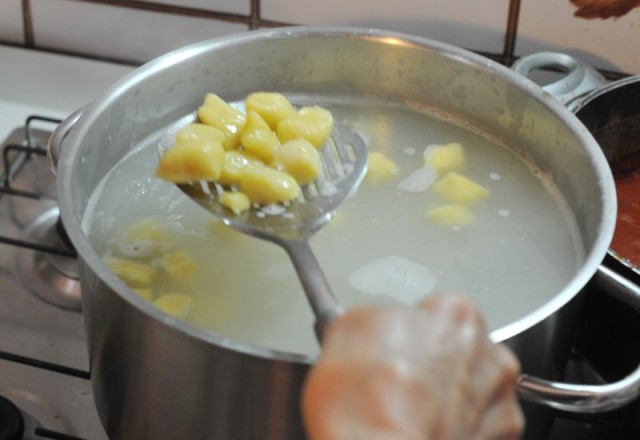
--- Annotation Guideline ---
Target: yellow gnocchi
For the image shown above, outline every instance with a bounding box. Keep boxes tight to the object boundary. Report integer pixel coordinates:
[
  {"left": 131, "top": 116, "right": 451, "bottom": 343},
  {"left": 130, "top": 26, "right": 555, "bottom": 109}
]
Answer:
[
  {"left": 425, "top": 142, "right": 465, "bottom": 174},
  {"left": 155, "top": 138, "right": 225, "bottom": 183},
  {"left": 157, "top": 92, "right": 337, "bottom": 210},
  {"left": 132, "top": 287, "right": 154, "bottom": 301},
  {"left": 366, "top": 152, "right": 399, "bottom": 183},
  {"left": 127, "top": 219, "right": 168, "bottom": 244},
  {"left": 245, "top": 92, "right": 294, "bottom": 130},
  {"left": 431, "top": 172, "right": 489, "bottom": 205},
  {"left": 220, "top": 190, "right": 251, "bottom": 215},
  {"left": 238, "top": 165, "right": 301, "bottom": 204},
  {"left": 160, "top": 250, "right": 197, "bottom": 280},
  {"left": 175, "top": 123, "right": 225, "bottom": 144},
  {"left": 104, "top": 257, "right": 156, "bottom": 287},
  {"left": 197, "top": 93, "right": 247, "bottom": 150},
  {"left": 104, "top": 219, "right": 205, "bottom": 321},
  {"left": 153, "top": 293, "right": 194, "bottom": 318},
  {"left": 276, "top": 106, "right": 334, "bottom": 148},
  {"left": 240, "top": 112, "right": 281, "bottom": 163},
  {"left": 426, "top": 204, "right": 474, "bottom": 226},
  {"left": 271, "top": 139, "right": 321, "bottom": 185}
]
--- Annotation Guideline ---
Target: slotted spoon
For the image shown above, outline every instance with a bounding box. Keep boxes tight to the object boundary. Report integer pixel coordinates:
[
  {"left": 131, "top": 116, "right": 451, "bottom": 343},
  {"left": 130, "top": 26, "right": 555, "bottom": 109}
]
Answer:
[{"left": 176, "top": 125, "right": 368, "bottom": 341}]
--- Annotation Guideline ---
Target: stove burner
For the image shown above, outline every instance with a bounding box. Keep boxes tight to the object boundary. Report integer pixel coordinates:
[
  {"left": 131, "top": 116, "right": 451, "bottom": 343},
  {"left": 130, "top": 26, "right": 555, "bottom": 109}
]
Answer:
[
  {"left": 16, "top": 208, "right": 81, "bottom": 311},
  {"left": 0, "top": 396, "right": 24, "bottom": 440}
]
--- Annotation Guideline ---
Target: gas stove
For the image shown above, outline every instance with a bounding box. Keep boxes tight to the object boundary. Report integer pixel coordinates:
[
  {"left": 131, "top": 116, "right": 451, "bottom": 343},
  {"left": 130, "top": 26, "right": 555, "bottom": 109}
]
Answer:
[
  {"left": 0, "top": 44, "right": 639, "bottom": 440},
  {"left": 0, "top": 116, "right": 105, "bottom": 439},
  {"left": 0, "top": 45, "right": 131, "bottom": 439}
]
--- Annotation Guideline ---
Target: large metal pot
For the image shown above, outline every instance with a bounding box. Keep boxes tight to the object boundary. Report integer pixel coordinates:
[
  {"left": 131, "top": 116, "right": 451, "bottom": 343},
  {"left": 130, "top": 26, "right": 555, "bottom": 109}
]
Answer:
[
  {"left": 51, "top": 27, "right": 635, "bottom": 439},
  {"left": 512, "top": 52, "right": 640, "bottom": 306}
]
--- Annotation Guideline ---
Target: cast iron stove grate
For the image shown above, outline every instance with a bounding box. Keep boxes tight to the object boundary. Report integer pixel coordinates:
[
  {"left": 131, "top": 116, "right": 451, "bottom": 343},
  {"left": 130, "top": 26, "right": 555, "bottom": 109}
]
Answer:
[{"left": 0, "top": 115, "right": 93, "bottom": 440}]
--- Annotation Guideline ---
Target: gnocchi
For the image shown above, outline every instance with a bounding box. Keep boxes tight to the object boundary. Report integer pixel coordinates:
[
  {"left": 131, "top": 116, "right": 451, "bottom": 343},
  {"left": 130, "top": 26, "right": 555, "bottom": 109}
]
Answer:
[
  {"left": 271, "top": 139, "right": 321, "bottom": 185},
  {"left": 425, "top": 142, "right": 465, "bottom": 174},
  {"left": 127, "top": 219, "right": 169, "bottom": 244},
  {"left": 197, "top": 93, "right": 247, "bottom": 150},
  {"left": 153, "top": 293, "right": 194, "bottom": 318},
  {"left": 276, "top": 106, "right": 334, "bottom": 148},
  {"left": 156, "top": 92, "right": 336, "bottom": 213},
  {"left": 238, "top": 165, "right": 301, "bottom": 204},
  {"left": 160, "top": 250, "right": 197, "bottom": 280},
  {"left": 132, "top": 287, "right": 154, "bottom": 301},
  {"left": 245, "top": 92, "right": 294, "bottom": 130},
  {"left": 155, "top": 138, "right": 225, "bottom": 184},
  {"left": 431, "top": 172, "right": 490, "bottom": 205},
  {"left": 103, "top": 219, "right": 202, "bottom": 318},
  {"left": 220, "top": 190, "right": 251, "bottom": 215},
  {"left": 104, "top": 257, "right": 156, "bottom": 287},
  {"left": 366, "top": 152, "right": 400, "bottom": 183},
  {"left": 426, "top": 204, "right": 474, "bottom": 226},
  {"left": 240, "top": 112, "right": 281, "bottom": 163}
]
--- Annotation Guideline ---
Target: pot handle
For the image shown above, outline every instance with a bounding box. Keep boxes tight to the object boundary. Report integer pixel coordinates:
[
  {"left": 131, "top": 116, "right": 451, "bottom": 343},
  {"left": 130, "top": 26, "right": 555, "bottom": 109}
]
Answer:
[
  {"left": 516, "top": 265, "right": 640, "bottom": 412},
  {"left": 512, "top": 52, "right": 608, "bottom": 107},
  {"left": 48, "top": 108, "right": 83, "bottom": 174}
]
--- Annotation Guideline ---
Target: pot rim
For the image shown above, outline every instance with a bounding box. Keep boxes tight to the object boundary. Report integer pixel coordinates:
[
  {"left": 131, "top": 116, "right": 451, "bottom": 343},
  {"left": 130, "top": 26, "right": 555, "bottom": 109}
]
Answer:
[
  {"left": 572, "top": 74, "right": 640, "bottom": 114},
  {"left": 56, "top": 25, "right": 617, "bottom": 364}
]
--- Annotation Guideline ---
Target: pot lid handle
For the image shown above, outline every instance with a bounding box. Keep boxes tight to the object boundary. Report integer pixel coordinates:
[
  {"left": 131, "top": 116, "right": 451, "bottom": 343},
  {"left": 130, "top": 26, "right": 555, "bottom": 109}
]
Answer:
[
  {"left": 516, "top": 265, "right": 640, "bottom": 412},
  {"left": 512, "top": 52, "right": 608, "bottom": 108}
]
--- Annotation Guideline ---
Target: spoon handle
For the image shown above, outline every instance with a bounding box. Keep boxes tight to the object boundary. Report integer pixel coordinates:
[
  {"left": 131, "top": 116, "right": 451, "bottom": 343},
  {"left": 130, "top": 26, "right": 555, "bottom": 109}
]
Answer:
[{"left": 281, "top": 239, "right": 344, "bottom": 343}]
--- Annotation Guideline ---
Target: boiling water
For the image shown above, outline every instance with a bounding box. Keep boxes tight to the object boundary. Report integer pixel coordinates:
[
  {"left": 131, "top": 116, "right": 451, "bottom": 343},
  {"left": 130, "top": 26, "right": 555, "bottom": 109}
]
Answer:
[{"left": 84, "top": 101, "right": 584, "bottom": 355}]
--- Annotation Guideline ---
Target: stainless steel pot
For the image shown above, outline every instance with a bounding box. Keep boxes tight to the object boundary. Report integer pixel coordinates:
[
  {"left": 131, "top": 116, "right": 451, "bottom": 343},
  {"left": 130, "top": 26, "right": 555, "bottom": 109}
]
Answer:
[
  {"left": 513, "top": 52, "right": 640, "bottom": 310},
  {"left": 50, "top": 28, "right": 633, "bottom": 439},
  {"left": 573, "top": 75, "right": 640, "bottom": 275}
]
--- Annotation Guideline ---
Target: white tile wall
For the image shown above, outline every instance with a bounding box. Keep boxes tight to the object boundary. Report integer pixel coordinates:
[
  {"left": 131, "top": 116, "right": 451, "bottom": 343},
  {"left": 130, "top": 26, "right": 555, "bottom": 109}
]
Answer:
[
  {"left": 137, "top": 0, "right": 250, "bottom": 15},
  {"left": 261, "top": 0, "right": 510, "bottom": 53},
  {"left": 517, "top": 0, "right": 640, "bottom": 74},
  {"left": 30, "top": 0, "right": 248, "bottom": 64},
  {"left": 0, "top": 0, "right": 23, "bottom": 44},
  {"left": 0, "top": 0, "right": 638, "bottom": 75}
]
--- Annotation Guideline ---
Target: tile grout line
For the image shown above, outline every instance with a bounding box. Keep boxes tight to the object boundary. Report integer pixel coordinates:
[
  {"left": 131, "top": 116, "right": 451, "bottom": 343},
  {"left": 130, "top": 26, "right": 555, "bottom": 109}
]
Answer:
[
  {"left": 504, "top": 0, "right": 521, "bottom": 65},
  {"left": 21, "top": 0, "right": 35, "bottom": 47},
  {"left": 10, "top": 0, "right": 632, "bottom": 77}
]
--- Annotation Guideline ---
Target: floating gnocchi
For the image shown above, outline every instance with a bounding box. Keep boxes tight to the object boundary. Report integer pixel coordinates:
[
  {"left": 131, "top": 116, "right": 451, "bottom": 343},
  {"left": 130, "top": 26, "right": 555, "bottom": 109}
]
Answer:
[
  {"left": 424, "top": 142, "right": 465, "bottom": 174},
  {"left": 366, "top": 152, "right": 399, "bottom": 183},
  {"left": 153, "top": 293, "right": 194, "bottom": 318},
  {"left": 102, "top": 219, "right": 201, "bottom": 318},
  {"left": 156, "top": 92, "right": 334, "bottom": 212},
  {"left": 431, "top": 172, "right": 490, "bottom": 205},
  {"left": 377, "top": 142, "right": 489, "bottom": 228},
  {"left": 104, "top": 257, "right": 157, "bottom": 287},
  {"left": 132, "top": 287, "right": 154, "bottom": 301},
  {"left": 426, "top": 204, "right": 474, "bottom": 227},
  {"left": 160, "top": 250, "right": 197, "bottom": 280}
]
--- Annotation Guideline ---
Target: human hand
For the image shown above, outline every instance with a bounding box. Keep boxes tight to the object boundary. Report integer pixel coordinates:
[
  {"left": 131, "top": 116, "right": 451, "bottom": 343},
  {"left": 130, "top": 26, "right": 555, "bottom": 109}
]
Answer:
[{"left": 302, "top": 294, "right": 524, "bottom": 440}]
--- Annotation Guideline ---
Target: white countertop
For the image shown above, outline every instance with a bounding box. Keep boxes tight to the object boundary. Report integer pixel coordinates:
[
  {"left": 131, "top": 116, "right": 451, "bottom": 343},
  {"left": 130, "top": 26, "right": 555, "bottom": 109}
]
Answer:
[{"left": 0, "top": 45, "right": 134, "bottom": 138}]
